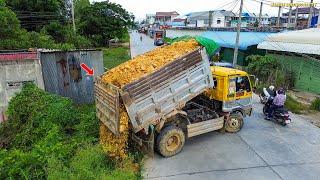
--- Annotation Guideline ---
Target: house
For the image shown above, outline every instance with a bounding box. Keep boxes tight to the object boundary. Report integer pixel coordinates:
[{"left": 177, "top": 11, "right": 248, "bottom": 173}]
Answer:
[
  {"left": 282, "top": 7, "right": 320, "bottom": 28},
  {"left": 146, "top": 14, "right": 156, "bottom": 25},
  {"left": 258, "top": 28, "right": 320, "bottom": 93},
  {"left": 171, "top": 17, "right": 187, "bottom": 27},
  {"left": 186, "top": 10, "right": 235, "bottom": 28},
  {"left": 155, "top": 11, "right": 179, "bottom": 25},
  {"left": 231, "top": 12, "right": 269, "bottom": 27}
]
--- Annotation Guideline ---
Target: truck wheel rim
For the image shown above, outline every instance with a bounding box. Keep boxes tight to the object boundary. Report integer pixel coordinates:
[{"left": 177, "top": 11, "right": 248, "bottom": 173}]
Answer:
[
  {"left": 166, "top": 135, "right": 179, "bottom": 152},
  {"left": 229, "top": 118, "right": 239, "bottom": 129}
]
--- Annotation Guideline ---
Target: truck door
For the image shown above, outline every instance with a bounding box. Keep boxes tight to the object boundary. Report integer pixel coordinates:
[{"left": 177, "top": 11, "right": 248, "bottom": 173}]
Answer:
[{"left": 224, "top": 76, "right": 252, "bottom": 114}]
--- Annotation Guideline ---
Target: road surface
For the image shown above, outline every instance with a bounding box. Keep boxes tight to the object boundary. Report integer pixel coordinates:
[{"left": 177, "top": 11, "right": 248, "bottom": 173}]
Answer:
[
  {"left": 130, "top": 31, "right": 156, "bottom": 58},
  {"left": 129, "top": 32, "right": 320, "bottom": 180}
]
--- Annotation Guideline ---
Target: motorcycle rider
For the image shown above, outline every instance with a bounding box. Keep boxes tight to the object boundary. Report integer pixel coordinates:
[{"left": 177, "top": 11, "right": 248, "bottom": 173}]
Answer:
[
  {"left": 266, "top": 88, "right": 286, "bottom": 120},
  {"left": 266, "top": 85, "right": 276, "bottom": 97}
]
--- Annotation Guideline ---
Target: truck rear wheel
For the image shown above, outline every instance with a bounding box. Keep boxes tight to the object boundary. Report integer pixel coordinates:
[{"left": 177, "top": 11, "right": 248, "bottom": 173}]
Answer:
[
  {"left": 156, "top": 126, "right": 185, "bottom": 157},
  {"left": 225, "top": 112, "right": 244, "bottom": 133}
]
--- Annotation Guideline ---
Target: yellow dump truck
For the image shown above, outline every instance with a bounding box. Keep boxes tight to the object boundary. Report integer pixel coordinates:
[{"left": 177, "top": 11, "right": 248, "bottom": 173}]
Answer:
[{"left": 95, "top": 47, "right": 253, "bottom": 157}]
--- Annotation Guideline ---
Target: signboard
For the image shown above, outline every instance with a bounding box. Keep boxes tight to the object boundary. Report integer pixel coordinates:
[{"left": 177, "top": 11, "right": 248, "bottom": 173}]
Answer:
[{"left": 271, "top": 2, "right": 317, "bottom": 7}]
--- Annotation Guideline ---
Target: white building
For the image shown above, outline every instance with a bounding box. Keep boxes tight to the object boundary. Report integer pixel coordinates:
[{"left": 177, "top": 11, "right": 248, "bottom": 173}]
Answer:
[
  {"left": 186, "top": 10, "right": 235, "bottom": 28},
  {"left": 146, "top": 14, "right": 155, "bottom": 25}
]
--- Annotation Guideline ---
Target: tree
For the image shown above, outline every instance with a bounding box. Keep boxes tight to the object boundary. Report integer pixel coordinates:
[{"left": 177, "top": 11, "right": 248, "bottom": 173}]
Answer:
[
  {"left": 78, "top": 1, "right": 134, "bottom": 46},
  {"left": 74, "top": 0, "right": 90, "bottom": 17},
  {"left": 0, "top": 5, "right": 31, "bottom": 49},
  {"left": 5, "top": 0, "right": 67, "bottom": 31}
]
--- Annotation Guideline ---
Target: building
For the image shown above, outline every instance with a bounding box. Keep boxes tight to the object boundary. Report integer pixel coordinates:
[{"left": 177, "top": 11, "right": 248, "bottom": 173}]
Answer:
[
  {"left": 0, "top": 51, "right": 45, "bottom": 122},
  {"left": 231, "top": 12, "right": 269, "bottom": 27},
  {"left": 282, "top": 7, "right": 320, "bottom": 28},
  {"left": 155, "top": 11, "right": 179, "bottom": 25},
  {"left": 258, "top": 28, "right": 320, "bottom": 93},
  {"left": 171, "top": 17, "right": 187, "bottom": 27},
  {"left": 146, "top": 14, "right": 156, "bottom": 25},
  {"left": 186, "top": 10, "right": 235, "bottom": 28}
]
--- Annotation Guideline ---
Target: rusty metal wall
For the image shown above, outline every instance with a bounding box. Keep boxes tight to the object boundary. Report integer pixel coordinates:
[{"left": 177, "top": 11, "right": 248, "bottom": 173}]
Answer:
[
  {"left": 40, "top": 50, "right": 103, "bottom": 104},
  {"left": 0, "top": 57, "right": 44, "bottom": 122}
]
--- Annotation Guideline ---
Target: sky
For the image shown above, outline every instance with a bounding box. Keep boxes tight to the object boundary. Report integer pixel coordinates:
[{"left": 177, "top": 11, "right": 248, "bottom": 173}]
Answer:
[{"left": 91, "top": 0, "right": 320, "bottom": 20}]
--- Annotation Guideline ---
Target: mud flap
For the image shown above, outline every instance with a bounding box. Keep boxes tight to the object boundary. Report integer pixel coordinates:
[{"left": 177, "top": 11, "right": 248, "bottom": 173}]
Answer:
[{"left": 131, "top": 126, "right": 155, "bottom": 157}]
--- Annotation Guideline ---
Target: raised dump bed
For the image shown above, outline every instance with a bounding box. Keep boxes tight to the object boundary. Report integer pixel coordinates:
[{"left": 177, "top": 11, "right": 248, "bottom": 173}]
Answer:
[{"left": 95, "top": 47, "right": 214, "bottom": 135}]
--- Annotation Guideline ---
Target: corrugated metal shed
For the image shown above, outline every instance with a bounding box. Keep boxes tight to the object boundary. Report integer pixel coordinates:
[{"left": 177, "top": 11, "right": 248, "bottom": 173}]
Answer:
[
  {"left": 258, "top": 28, "right": 320, "bottom": 55},
  {"left": 40, "top": 50, "right": 104, "bottom": 104}
]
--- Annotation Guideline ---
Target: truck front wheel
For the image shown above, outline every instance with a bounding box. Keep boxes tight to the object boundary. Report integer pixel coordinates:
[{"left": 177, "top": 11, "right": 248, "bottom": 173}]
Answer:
[
  {"left": 156, "top": 126, "right": 185, "bottom": 157},
  {"left": 225, "top": 112, "right": 244, "bottom": 133}
]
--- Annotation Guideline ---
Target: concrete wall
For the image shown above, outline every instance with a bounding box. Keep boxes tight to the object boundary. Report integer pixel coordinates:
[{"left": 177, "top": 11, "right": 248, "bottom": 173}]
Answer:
[{"left": 0, "top": 59, "right": 44, "bottom": 122}]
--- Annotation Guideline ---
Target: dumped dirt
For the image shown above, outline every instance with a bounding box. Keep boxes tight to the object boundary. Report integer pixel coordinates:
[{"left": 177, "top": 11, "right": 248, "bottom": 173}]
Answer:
[
  {"left": 99, "top": 40, "right": 200, "bottom": 160},
  {"left": 102, "top": 39, "right": 199, "bottom": 88},
  {"left": 99, "top": 106, "right": 129, "bottom": 160}
]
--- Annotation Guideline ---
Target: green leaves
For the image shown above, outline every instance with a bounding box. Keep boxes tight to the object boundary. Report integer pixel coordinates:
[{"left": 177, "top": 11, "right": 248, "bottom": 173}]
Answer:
[{"left": 78, "top": 1, "right": 134, "bottom": 46}]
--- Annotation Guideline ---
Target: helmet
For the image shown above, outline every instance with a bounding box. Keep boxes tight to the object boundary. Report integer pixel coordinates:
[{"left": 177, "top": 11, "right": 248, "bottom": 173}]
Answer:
[
  {"left": 269, "top": 85, "right": 275, "bottom": 91},
  {"left": 278, "top": 88, "right": 285, "bottom": 94}
]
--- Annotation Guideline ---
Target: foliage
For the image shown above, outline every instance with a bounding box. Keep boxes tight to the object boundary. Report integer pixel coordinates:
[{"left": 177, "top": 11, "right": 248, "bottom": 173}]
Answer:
[
  {"left": 285, "top": 95, "right": 307, "bottom": 114},
  {"left": 74, "top": 0, "right": 90, "bottom": 17},
  {"left": 78, "top": 1, "right": 134, "bottom": 46},
  {"left": 103, "top": 47, "right": 131, "bottom": 70},
  {"left": 0, "top": 84, "right": 138, "bottom": 179},
  {"left": 5, "top": 0, "right": 67, "bottom": 31},
  {"left": 43, "top": 22, "right": 92, "bottom": 49},
  {"left": 311, "top": 98, "right": 320, "bottom": 111},
  {"left": 247, "top": 55, "right": 295, "bottom": 90}
]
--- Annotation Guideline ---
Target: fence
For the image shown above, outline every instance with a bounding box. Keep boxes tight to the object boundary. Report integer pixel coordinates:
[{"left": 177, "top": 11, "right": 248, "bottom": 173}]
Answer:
[{"left": 269, "top": 51, "right": 320, "bottom": 94}]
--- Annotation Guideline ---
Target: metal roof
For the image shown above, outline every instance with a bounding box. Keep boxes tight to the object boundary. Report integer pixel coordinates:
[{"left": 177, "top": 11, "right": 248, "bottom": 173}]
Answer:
[
  {"left": 187, "top": 10, "right": 235, "bottom": 21},
  {"left": 257, "top": 28, "right": 320, "bottom": 55},
  {"left": 201, "top": 31, "right": 273, "bottom": 50},
  {"left": 155, "top": 11, "right": 179, "bottom": 17}
]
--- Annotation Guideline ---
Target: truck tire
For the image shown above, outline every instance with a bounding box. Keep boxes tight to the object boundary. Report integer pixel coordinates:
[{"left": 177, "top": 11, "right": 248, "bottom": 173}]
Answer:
[
  {"left": 225, "top": 112, "right": 244, "bottom": 133},
  {"left": 156, "top": 125, "right": 185, "bottom": 157}
]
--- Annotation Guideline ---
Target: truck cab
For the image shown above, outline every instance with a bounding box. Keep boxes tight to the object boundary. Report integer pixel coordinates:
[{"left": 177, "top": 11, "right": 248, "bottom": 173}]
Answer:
[{"left": 206, "top": 66, "right": 253, "bottom": 116}]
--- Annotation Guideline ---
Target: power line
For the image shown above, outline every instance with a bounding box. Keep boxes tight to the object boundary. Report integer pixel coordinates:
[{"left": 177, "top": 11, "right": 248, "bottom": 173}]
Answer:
[{"left": 241, "top": 5, "right": 320, "bottom": 62}]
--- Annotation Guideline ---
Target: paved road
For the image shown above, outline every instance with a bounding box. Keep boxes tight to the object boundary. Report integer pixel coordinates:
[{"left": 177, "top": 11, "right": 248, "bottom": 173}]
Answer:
[
  {"left": 130, "top": 31, "right": 156, "bottom": 58},
  {"left": 129, "top": 33, "right": 320, "bottom": 180}
]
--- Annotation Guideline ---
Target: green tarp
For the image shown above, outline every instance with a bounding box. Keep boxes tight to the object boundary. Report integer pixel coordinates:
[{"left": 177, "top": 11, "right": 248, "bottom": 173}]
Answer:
[{"left": 166, "top": 35, "right": 220, "bottom": 57}]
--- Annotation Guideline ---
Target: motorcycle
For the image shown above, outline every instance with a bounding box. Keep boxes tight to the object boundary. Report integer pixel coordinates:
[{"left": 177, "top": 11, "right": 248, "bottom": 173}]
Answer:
[{"left": 260, "top": 88, "right": 291, "bottom": 126}]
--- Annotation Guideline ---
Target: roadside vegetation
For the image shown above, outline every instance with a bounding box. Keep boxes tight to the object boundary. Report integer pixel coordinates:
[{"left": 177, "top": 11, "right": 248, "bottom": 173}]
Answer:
[
  {"left": 103, "top": 46, "right": 131, "bottom": 70},
  {"left": 246, "top": 55, "right": 319, "bottom": 115},
  {"left": 0, "top": 84, "right": 140, "bottom": 179},
  {"left": 0, "top": 0, "right": 134, "bottom": 50}
]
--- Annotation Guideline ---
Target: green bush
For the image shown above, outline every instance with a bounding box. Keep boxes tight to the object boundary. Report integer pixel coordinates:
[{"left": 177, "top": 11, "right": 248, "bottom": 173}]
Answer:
[
  {"left": 247, "top": 55, "right": 295, "bottom": 91},
  {"left": 0, "top": 83, "right": 138, "bottom": 179},
  {"left": 285, "top": 95, "right": 307, "bottom": 114},
  {"left": 311, "top": 98, "right": 320, "bottom": 111}
]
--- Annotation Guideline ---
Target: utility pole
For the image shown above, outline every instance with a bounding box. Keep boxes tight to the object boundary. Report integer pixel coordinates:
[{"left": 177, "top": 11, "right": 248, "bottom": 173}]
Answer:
[
  {"left": 233, "top": 0, "right": 244, "bottom": 66},
  {"left": 71, "top": 0, "right": 76, "bottom": 33},
  {"left": 307, "top": 0, "right": 314, "bottom": 28},
  {"left": 258, "top": 1, "right": 263, "bottom": 27},
  {"left": 288, "top": 0, "right": 293, "bottom": 28},
  {"left": 277, "top": 6, "right": 282, "bottom": 28},
  {"left": 294, "top": 6, "right": 299, "bottom": 29}
]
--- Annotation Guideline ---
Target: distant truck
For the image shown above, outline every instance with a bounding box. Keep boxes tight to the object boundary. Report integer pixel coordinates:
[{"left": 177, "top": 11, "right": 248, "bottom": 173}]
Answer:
[
  {"left": 95, "top": 47, "right": 253, "bottom": 157},
  {"left": 153, "top": 30, "right": 165, "bottom": 46}
]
